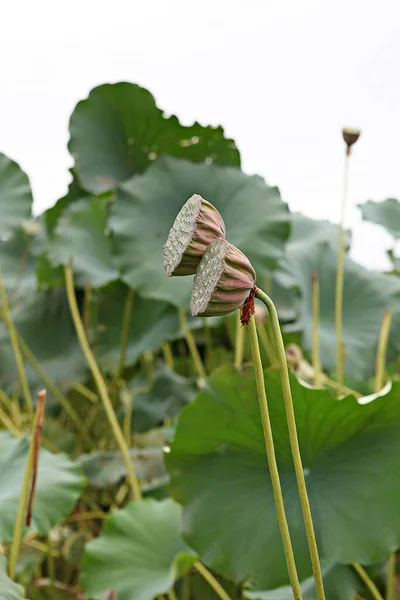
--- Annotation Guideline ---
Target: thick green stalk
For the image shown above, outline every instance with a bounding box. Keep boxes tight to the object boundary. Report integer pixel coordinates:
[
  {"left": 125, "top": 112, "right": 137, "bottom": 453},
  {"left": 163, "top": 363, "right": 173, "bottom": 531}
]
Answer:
[
  {"left": 352, "top": 563, "right": 384, "bottom": 600},
  {"left": 194, "top": 561, "right": 233, "bottom": 600},
  {"left": 234, "top": 310, "right": 245, "bottom": 370},
  {"left": 65, "top": 261, "right": 142, "bottom": 501},
  {"left": 0, "top": 267, "right": 33, "bottom": 420},
  {"left": 248, "top": 316, "right": 303, "bottom": 600},
  {"left": 375, "top": 309, "right": 392, "bottom": 393},
  {"left": 162, "top": 342, "right": 174, "bottom": 370},
  {"left": 335, "top": 151, "right": 350, "bottom": 385},
  {"left": 178, "top": 309, "right": 206, "bottom": 380},
  {"left": 255, "top": 288, "right": 326, "bottom": 600},
  {"left": 311, "top": 272, "right": 322, "bottom": 386},
  {"left": 386, "top": 553, "right": 396, "bottom": 600}
]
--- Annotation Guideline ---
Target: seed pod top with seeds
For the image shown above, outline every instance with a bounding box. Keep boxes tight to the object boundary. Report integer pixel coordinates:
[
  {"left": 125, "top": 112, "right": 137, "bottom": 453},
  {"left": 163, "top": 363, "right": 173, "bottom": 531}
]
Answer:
[
  {"left": 163, "top": 194, "right": 226, "bottom": 277},
  {"left": 190, "top": 238, "right": 256, "bottom": 317}
]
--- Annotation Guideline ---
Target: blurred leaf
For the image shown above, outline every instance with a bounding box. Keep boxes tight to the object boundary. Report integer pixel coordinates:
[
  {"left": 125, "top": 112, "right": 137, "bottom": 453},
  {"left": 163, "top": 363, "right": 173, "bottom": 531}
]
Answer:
[
  {"left": 0, "top": 153, "right": 33, "bottom": 237},
  {"left": 92, "top": 282, "right": 210, "bottom": 371},
  {"left": 0, "top": 431, "right": 85, "bottom": 541},
  {"left": 166, "top": 366, "right": 400, "bottom": 589},
  {"left": 0, "top": 289, "right": 86, "bottom": 394},
  {"left": 359, "top": 198, "right": 400, "bottom": 239},
  {"left": 69, "top": 82, "right": 240, "bottom": 194},
  {"left": 0, "top": 555, "right": 26, "bottom": 600},
  {"left": 244, "top": 564, "right": 360, "bottom": 600},
  {"left": 127, "top": 365, "right": 197, "bottom": 433},
  {"left": 290, "top": 240, "right": 400, "bottom": 379},
  {"left": 48, "top": 196, "right": 119, "bottom": 288},
  {"left": 0, "top": 229, "right": 38, "bottom": 297},
  {"left": 78, "top": 447, "right": 166, "bottom": 489},
  {"left": 110, "top": 156, "right": 290, "bottom": 307},
  {"left": 81, "top": 498, "right": 197, "bottom": 600},
  {"left": 44, "top": 170, "right": 89, "bottom": 234}
]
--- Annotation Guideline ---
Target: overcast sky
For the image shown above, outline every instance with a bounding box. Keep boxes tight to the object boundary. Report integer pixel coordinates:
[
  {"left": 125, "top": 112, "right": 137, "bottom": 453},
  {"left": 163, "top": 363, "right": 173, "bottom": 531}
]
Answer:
[{"left": 1, "top": 0, "right": 399, "bottom": 268}]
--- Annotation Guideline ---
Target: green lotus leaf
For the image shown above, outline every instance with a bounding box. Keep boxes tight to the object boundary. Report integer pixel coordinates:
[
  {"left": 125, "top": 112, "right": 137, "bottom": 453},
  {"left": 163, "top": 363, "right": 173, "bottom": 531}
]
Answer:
[
  {"left": 166, "top": 366, "right": 400, "bottom": 589},
  {"left": 0, "top": 153, "right": 33, "bottom": 236},
  {"left": 126, "top": 365, "right": 197, "bottom": 433},
  {"left": 80, "top": 498, "right": 197, "bottom": 600},
  {"left": 289, "top": 240, "right": 400, "bottom": 379},
  {"left": 92, "top": 282, "right": 215, "bottom": 371},
  {"left": 47, "top": 196, "right": 118, "bottom": 288},
  {"left": 0, "top": 229, "right": 38, "bottom": 297},
  {"left": 78, "top": 447, "right": 166, "bottom": 490},
  {"left": 110, "top": 157, "right": 290, "bottom": 307},
  {"left": 0, "top": 555, "right": 26, "bottom": 600},
  {"left": 244, "top": 564, "right": 360, "bottom": 600},
  {"left": 0, "top": 431, "right": 85, "bottom": 541},
  {"left": 0, "top": 289, "right": 86, "bottom": 395},
  {"left": 69, "top": 82, "right": 240, "bottom": 194},
  {"left": 359, "top": 198, "right": 400, "bottom": 239}
]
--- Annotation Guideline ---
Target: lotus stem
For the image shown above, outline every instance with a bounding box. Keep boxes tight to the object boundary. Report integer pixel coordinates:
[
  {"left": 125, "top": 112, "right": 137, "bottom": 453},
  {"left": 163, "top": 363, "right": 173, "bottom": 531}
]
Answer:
[
  {"left": 248, "top": 315, "right": 303, "bottom": 600},
  {"left": 256, "top": 320, "right": 277, "bottom": 367},
  {"left": 335, "top": 150, "right": 350, "bottom": 385},
  {"left": 0, "top": 404, "right": 20, "bottom": 438},
  {"left": 182, "top": 572, "right": 191, "bottom": 600},
  {"left": 375, "top": 309, "right": 392, "bottom": 393},
  {"left": 117, "top": 288, "right": 134, "bottom": 377},
  {"left": 8, "top": 390, "right": 45, "bottom": 578},
  {"left": 255, "top": 287, "right": 326, "bottom": 600},
  {"left": 0, "top": 266, "right": 33, "bottom": 421},
  {"left": 311, "top": 272, "right": 322, "bottom": 386},
  {"left": 386, "top": 553, "right": 396, "bottom": 600},
  {"left": 162, "top": 342, "right": 174, "bottom": 370},
  {"left": 167, "top": 590, "right": 178, "bottom": 600},
  {"left": 26, "top": 389, "right": 46, "bottom": 526},
  {"left": 234, "top": 311, "right": 245, "bottom": 370},
  {"left": 178, "top": 309, "right": 206, "bottom": 381},
  {"left": 65, "top": 261, "right": 142, "bottom": 501},
  {"left": 203, "top": 318, "right": 214, "bottom": 370},
  {"left": 194, "top": 561, "right": 233, "bottom": 600},
  {"left": 352, "top": 563, "right": 384, "bottom": 600}
]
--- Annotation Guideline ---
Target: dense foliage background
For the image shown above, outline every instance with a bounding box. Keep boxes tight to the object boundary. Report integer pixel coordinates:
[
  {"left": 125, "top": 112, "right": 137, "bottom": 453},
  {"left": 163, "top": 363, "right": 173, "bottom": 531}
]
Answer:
[{"left": 0, "top": 81, "right": 399, "bottom": 600}]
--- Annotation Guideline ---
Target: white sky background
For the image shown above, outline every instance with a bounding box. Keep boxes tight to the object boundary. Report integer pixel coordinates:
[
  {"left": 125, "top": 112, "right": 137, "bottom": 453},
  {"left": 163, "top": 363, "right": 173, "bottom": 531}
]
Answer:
[{"left": 1, "top": 0, "right": 399, "bottom": 269}]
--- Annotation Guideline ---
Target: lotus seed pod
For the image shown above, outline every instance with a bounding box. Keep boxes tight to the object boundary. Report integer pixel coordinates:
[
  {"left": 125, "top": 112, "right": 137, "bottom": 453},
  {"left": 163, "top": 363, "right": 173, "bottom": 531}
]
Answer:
[
  {"left": 190, "top": 239, "right": 256, "bottom": 317},
  {"left": 163, "top": 194, "right": 226, "bottom": 277},
  {"left": 342, "top": 127, "right": 361, "bottom": 153}
]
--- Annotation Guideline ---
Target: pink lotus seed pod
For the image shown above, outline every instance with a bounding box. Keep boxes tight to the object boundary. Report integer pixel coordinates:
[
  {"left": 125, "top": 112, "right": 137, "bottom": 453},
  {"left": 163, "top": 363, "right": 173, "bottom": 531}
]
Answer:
[
  {"left": 163, "top": 194, "right": 226, "bottom": 276},
  {"left": 342, "top": 127, "right": 361, "bottom": 153},
  {"left": 190, "top": 239, "right": 256, "bottom": 317}
]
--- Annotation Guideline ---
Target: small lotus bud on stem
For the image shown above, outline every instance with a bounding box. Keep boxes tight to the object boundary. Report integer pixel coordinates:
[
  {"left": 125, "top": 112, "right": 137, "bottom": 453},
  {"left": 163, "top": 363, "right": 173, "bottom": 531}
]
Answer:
[
  {"left": 163, "top": 194, "right": 226, "bottom": 276},
  {"left": 342, "top": 127, "right": 361, "bottom": 156},
  {"left": 190, "top": 239, "right": 256, "bottom": 318}
]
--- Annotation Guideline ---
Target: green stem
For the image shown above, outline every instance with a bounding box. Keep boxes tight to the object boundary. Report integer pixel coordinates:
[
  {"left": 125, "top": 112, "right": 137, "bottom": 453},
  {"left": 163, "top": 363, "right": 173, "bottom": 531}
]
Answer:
[
  {"left": 0, "top": 267, "right": 33, "bottom": 421},
  {"left": 311, "top": 272, "right": 322, "bottom": 386},
  {"left": 256, "top": 319, "right": 278, "bottom": 367},
  {"left": 335, "top": 151, "right": 350, "bottom": 385},
  {"left": 194, "top": 561, "right": 233, "bottom": 600},
  {"left": 167, "top": 590, "right": 178, "bottom": 600},
  {"left": 182, "top": 572, "right": 191, "bottom": 600},
  {"left": 8, "top": 394, "right": 42, "bottom": 578},
  {"left": 178, "top": 309, "right": 206, "bottom": 381},
  {"left": 386, "top": 553, "right": 396, "bottom": 600},
  {"left": 65, "top": 261, "right": 142, "bottom": 501},
  {"left": 203, "top": 317, "right": 214, "bottom": 371},
  {"left": 0, "top": 404, "right": 21, "bottom": 438},
  {"left": 162, "top": 342, "right": 174, "bottom": 371},
  {"left": 248, "top": 316, "right": 303, "bottom": 600},
  {"left": 234, "top": 310, "right": 245, "bottom": 370},
  {"left": 117, "top": 288, "right": 135, "bottom": 377},
  {"left": 255, "top": 287, "right": 326, "bottom": 600},
  {"left": 375, "top": 309, "right": 392, "bottom": 393},
  {"left": 352, "top": 563, "right": 384, "bottom": 600}
]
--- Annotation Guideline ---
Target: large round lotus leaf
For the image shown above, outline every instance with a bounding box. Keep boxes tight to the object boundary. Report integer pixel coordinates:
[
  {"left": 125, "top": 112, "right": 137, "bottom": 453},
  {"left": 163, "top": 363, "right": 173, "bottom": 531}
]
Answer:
[
  {"left": 0, "top": 555, "right": 26, "bottom": 600},
  {"left": 166, "top": 366, "right": 400, "bottom": 589},
  {"left": 81, "top": 498, "right": 197, "bottom": 600},
  {"left": 0, "top": 289, "right": 87, "bottom": 395},
  {"left": 109, "top": 157, "right": 290, "bottom": 307},
  {"left": 92, "top": 282, "right": 216, "bottom": 371},
  {"left": 48, "top": 196, "right": 119, "bottom": 288},
  {"left": 245, "top": 564, "right": 360, "bottom": 600},
  {"left": 289, "top": 240, "right": 400, "bottom": 379},
  {"left": 0, "top": 229, "right": 38, "bottom": 297},
  {"left": 0, "top": 153, "right": 33, "bottom": 236},
  {"left": 0, "top": 431, "right": 85, "bottom": 541},
  {"left": 69, "top": 82, "right": 240, "bottom": 194},
  {"left": 359, "top": 198, "right": 400, "bottom": 239}
]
